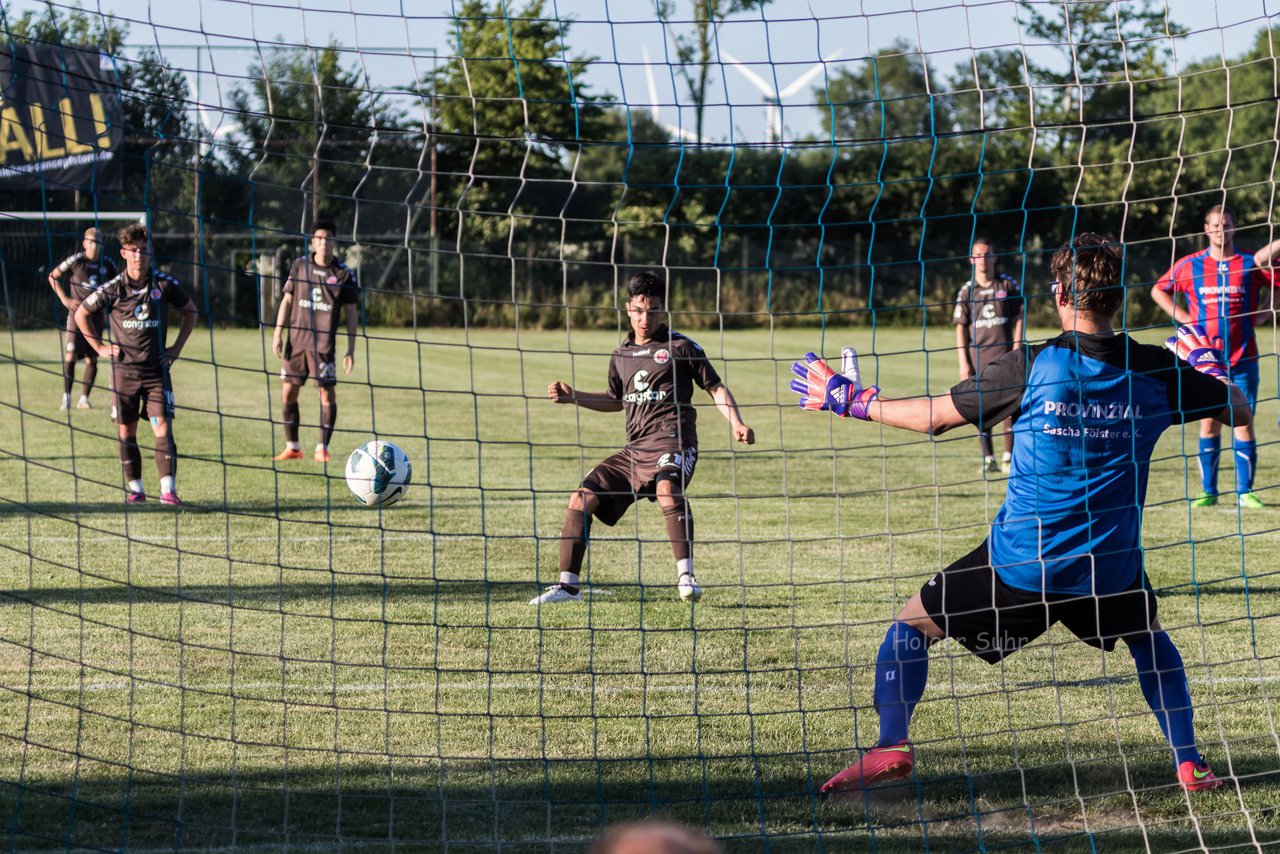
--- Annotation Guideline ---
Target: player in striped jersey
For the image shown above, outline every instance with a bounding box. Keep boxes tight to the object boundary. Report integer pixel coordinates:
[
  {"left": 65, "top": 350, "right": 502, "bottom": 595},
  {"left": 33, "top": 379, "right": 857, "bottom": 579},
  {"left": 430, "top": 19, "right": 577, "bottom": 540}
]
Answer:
[{"left": 1151, "top": 205, "right": 1280, "bottom": 508}]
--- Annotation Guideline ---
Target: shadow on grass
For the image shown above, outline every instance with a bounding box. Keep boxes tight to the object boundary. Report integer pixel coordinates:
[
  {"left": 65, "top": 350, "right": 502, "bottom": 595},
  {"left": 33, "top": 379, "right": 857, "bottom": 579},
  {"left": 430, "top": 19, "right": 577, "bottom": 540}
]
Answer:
[
  {"left": 0, "top": 578, "right": 553, "bottom": 609},
  {"left": 1161, "top": 584, "right": 1280, "bottom": 597},
  {"left": 0, "top": 499, "right": 383, "bottom": 519},
  {"left": 2, "top": 749, "right": 1277, "bottom": 852}
]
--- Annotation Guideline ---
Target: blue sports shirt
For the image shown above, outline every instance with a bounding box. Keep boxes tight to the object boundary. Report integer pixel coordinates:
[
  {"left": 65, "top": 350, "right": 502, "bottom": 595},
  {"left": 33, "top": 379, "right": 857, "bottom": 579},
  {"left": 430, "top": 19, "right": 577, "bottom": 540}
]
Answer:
[{"left": 950, "top": 333, "right": 1231, "bottom": 596}]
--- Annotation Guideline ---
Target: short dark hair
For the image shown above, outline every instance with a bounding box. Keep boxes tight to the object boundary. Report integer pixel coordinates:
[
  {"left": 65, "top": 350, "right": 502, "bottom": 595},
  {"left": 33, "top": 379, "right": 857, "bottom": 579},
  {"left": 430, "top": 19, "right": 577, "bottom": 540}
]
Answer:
[
  {"left": 1049, "top": 232, "right": 1124, "bottom": 317},
  {"left": 312, "top": 220, "right": 337, "bottom": 237},
  {"left": 627, "top": 271, "right": 666, "bottom": 305},
  {"left": 588, "top": 821, "right": 722, "bottom": 854},
  {"left": 971, "top": 237, "right": 996, "bottom": 252},
  {"left": 117, "top": 222, "right": 148, "bottom": 247},
  {"left": 1205, "top": 204, "right": 1236, "bottom": 224}
]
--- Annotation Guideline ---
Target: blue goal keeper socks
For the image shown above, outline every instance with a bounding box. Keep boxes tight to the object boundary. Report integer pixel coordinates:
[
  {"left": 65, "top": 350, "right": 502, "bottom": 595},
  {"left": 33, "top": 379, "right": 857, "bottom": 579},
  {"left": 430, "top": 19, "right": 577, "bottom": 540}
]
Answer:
[
  {"left": 1128, "top": 631, "right": 1201, "bottom": 768},
  {"left": 1198, "top": 436, "right": 1221, "bottom": 494},
  {"left": 874, "top": 622, "right": 929, "bottom": 747},
  {"left": 1235, "top": 439, "right": 1256, "bottom": 493}
]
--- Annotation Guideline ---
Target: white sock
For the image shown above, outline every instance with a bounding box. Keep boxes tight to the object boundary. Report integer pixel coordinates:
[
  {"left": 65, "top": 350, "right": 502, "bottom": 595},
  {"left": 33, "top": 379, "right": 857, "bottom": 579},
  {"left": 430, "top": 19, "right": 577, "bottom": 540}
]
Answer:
[
  {"left": 160, "top": 476, "right": 175, "bottom": 494},
  {"left": 127, "top": 479, "right": 145, "bottom": 494},
  {"left": 677, "top": 558, "right": 693, "bottom": 579},
  {"left": 559, "top": 572, "right": 580, "bottom": 588},
  {"left": 78, "top": 395, "right": 89, "bottom": 403},
  {"left": 1001, "top": 451, "right": 1012, "bottom": 463},
  {"left": 286, "top": 441, "right": 300, "bottom": 451},
  {"left": 315, "top": 443, "right": 327, "bottom": 452}
]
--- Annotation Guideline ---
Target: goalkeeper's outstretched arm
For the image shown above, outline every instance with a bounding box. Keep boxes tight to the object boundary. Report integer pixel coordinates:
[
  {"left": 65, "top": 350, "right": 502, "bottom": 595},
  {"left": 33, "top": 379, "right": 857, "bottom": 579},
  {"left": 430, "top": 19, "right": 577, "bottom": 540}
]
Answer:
[
  {"left": 866, "top": 395, "right": 968, "bottom": 436},
  {"left": 790, "top": 350, "right": 967, "bottom": 435}
]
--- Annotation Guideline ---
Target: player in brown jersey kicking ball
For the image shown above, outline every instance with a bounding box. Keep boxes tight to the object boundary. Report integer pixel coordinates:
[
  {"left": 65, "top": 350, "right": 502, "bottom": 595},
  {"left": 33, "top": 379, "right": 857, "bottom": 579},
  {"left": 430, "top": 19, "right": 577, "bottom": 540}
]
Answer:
[
  {"left": 532, "top": 271, "right": 755, "bottom": 605},
  {"left": 271, "top": 220, "right": 360, "bottom": 463},
  {"left": 75, "top": 223, "right": 197, "bottom": 504},
  {"left": 49, "top": 227, "right": 118, "bottom": 411}
]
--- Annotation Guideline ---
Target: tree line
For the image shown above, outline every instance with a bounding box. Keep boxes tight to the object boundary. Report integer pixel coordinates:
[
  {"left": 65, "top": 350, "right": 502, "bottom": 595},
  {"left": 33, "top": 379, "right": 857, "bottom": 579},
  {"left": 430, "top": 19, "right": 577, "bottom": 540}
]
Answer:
[{"left": 2, "top": 0, "right": 1277, "bottom": 329}]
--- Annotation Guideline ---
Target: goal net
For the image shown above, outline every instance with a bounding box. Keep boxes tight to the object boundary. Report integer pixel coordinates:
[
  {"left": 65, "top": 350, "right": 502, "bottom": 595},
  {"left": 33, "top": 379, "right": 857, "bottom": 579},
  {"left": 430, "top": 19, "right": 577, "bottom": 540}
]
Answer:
[{"left": 0, "top": 0, "right": 1277, "bottom": 849}]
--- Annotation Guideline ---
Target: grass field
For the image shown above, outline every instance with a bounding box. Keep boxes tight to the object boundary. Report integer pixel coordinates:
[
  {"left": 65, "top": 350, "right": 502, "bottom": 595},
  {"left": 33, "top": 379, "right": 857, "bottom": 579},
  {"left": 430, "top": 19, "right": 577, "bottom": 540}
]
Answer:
[{"left": 1, "top": 322, "right": 1279, "bottom": 852}]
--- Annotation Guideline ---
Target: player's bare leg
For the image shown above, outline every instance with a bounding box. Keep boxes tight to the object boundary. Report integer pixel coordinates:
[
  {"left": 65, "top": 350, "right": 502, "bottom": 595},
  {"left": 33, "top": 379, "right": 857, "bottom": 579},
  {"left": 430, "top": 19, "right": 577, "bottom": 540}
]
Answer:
[
  {"left": 149, "top": 416, "right": 180, "bottom": 505},
  {"left": 274, "top": 381, "right": 303, "bottom": 460},
  {"left": 316, "top": 384, "right": 337, "bottom": 463},
  {"left": 656, "top": 479, "right": 700, "bottom": 602},
  {"left": 530, "top": 488, "right": 599, "bottom": 605}
]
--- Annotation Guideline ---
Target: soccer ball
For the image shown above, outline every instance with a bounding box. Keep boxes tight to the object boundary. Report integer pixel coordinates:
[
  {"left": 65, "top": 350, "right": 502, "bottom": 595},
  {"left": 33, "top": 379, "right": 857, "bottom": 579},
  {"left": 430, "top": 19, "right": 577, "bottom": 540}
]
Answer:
[{"left": 345, "top": 440, "right": 412, "bottom": 507}]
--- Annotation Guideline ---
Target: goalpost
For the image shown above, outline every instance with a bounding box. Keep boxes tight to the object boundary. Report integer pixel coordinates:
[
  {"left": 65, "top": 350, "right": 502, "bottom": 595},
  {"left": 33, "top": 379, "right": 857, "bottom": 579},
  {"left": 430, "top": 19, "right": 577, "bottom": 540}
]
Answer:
[
  {"left": 0, "top": 210, "right": 147, "bottom": 321},
  {"left": 0, "top": 1, "right": 1277, "bottom": 850}
]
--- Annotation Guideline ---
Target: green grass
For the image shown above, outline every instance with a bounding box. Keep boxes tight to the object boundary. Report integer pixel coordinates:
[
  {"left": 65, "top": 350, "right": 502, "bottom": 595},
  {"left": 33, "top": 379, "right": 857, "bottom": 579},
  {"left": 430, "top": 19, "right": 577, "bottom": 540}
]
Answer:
[{"left": 0, "top": 323, "right": 1279, "bottom": 852}]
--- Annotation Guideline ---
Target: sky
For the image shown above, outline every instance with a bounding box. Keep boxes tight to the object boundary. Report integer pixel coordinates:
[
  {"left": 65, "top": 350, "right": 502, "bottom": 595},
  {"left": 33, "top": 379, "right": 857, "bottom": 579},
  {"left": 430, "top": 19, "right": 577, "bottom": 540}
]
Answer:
[{"left": 6, "top": 0, "right": 1278, "bottom": 143}]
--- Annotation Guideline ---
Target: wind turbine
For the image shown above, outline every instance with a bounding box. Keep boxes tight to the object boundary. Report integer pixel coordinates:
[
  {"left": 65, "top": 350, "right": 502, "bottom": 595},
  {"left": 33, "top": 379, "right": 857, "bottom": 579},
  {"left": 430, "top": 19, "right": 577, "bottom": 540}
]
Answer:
[
  {"left": 641, "top": 45, "right": 707, "bottom": 145},
  {"left": 720, "top": 49, "right": 843, "bottom": 144},
  {"left": 186, "top": 72, "right": 240, "bottom": 154}
]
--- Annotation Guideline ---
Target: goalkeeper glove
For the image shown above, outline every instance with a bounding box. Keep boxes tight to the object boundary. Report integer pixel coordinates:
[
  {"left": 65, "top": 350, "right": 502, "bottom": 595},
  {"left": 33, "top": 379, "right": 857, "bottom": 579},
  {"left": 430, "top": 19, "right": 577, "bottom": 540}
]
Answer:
[
  {"left": 1165, "top": 324, "right": 1229, "bottom": 382},
  {"left": 790, "top": 349, "right": 880, "bottom": 419}
]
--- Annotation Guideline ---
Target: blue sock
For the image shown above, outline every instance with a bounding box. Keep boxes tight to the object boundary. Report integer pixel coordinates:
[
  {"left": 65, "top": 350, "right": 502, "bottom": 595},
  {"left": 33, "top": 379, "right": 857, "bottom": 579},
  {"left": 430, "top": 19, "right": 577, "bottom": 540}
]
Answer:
[
  {"left": 873, "top": 622, "right": 929, "bottom": 747},
  {"left": 1127, "top": 631, "right": 1201, "bottom": 768},
  {"left": 1198, "top": 437, "right": 1221, "bottom": 494},
  {"left": 1234, "top": 439, "right": 1257, "bottom": 493}
]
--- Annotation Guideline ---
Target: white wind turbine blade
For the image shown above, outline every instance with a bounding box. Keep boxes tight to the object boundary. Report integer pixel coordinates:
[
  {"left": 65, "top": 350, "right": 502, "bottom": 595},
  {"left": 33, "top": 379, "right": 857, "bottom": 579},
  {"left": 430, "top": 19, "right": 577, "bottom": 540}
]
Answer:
[
  {"left": 720, "top": 50, "right": 777, "bottom": 98},
  {"left": 777, "top": 49, "right": 844, "bottom": 99},
  {"left": 669, "top": 124, "right": 703, "bottom": 143},
  {"left": 641, "top": 45, "right": 662, "bottom": 123},
  {"left": 641, "top": 45, "right": 706, "bottom": 143},
  {"left": 186, "top": 71, "right": 240, "bottom": 143}
]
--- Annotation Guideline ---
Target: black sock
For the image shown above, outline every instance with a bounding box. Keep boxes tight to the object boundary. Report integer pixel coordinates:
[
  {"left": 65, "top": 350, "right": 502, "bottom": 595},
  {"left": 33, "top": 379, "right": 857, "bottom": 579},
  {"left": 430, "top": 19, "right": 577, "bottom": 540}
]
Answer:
[
  {"left": 155, "top": 435, "right": 177, "bottom": 478},
  {"left": 320, "top": 403, "right": 336, "bottom": 447},
  {"left": 81, "top": 358, "right": 97, "bottom": 398},
  {"left": 283, "top": 402, "right": 300, "bottom": 444},
  {"left": 62, "top": 358, "right": 75, "bottom": 395},
  {"left": 559, "top": 507, "right": 589, "bottom": 577},
  {"left": 120, "top": 438, "right": 142, "bottom": 481},
  {"left": 662, "top": 499, "right": 693, "bottom": 563}
]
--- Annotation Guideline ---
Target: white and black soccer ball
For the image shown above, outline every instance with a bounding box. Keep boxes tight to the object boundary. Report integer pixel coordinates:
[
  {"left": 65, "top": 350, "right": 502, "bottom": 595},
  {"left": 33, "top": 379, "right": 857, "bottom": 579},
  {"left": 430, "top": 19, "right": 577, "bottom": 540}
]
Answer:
[{"left": 345, "top": 440, "right": 412, "bottom": 507}]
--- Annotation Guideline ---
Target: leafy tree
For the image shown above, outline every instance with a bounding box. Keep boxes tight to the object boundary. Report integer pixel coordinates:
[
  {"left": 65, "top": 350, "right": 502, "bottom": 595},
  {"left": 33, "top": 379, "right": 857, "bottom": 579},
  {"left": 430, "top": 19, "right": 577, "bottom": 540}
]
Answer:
[
  {"left": 817, "top": 39, "right": 949, "bottom": 145},
  {"left": 427, "top": 0, "right": 610, "bottom": 248},
  {"left": 1015, "top": 0, "right": 1184, "bottom": 147},
  {"left": 226, "top": 42, "right": 410, "bottom": 235},
  {"left": 655, "top": 0, "right": 771, "bottom": 144},
  {"left": 1142, "top": 27, "right": 1280, "bottom": 236}
]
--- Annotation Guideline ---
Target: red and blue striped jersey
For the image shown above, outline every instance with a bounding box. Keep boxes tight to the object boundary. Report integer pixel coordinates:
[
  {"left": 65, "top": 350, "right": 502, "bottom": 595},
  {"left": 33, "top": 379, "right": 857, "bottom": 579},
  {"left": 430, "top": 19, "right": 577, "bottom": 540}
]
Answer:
[{"left": 1155, "top": 249, "right": 1274, "bottom": 365}]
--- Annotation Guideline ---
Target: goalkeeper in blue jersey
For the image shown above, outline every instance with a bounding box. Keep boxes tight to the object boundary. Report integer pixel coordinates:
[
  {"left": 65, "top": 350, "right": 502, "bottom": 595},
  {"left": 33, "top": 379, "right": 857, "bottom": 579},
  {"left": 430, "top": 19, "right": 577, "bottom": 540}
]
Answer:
[{"left": 792, "top": 233, "right": 1250, "bottom": 794}]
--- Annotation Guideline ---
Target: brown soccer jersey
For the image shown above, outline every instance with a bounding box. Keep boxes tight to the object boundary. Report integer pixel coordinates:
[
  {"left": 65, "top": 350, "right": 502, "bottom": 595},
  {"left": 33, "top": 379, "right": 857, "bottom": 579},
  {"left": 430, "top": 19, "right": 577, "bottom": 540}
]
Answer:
[
  {"left": 606, "top": 326, "right": 721, "bottom": 450},
  {"left": 80, "top": 271, "right": 190, "bottom": 371},
  {"left": 282, "top": 256, "right": 359, "bottom": 358},
  {"left": 56, "top": 251, "right": 118, "bottom": 332},
  {"left": 953, "top": 274, "right": 1023, "bottom": 372}
]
